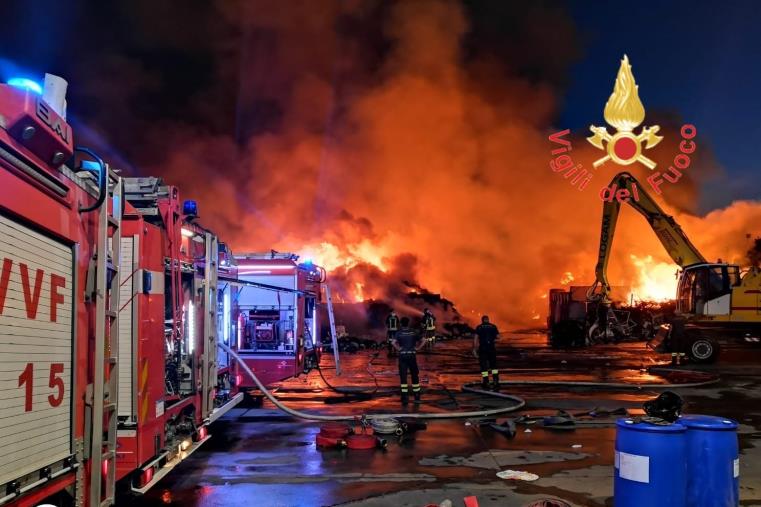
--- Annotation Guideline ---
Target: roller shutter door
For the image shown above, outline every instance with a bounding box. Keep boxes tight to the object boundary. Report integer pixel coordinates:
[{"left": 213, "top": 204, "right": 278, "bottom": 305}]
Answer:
[{"left": 0, "top": 214, "right": 73, "bottom": 486}]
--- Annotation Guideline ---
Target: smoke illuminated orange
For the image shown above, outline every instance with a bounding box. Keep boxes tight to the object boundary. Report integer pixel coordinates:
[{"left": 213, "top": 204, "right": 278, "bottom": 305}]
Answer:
[{"left": 153, "top": 0, "right": 761, "bottom": 328}]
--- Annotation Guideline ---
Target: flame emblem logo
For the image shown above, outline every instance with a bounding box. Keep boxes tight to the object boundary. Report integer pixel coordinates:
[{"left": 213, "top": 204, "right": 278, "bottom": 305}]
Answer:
[{"left": 587, "top": 55, "right": 662, "bottom": 169}]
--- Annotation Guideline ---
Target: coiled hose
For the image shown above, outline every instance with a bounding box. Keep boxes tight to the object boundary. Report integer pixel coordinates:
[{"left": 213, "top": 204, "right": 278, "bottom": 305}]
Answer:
[
  {"left": 370, "top": 418, "right": 403, "bottom": 435},
  {"left": 220, "top": 343, "right": 526, "bottom": 421}
]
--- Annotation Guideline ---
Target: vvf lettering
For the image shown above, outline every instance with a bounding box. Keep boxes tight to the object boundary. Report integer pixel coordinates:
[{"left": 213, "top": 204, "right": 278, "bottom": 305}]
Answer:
[{"left": 0, "top": 258, "right": 66, "bottom": 322}]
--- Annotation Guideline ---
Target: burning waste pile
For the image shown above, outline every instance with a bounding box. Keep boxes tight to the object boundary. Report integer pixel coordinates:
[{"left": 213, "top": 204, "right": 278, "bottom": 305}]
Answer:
[
  {"left": 320, "top": 254, "right": 473, "bottom": 353},
  {"left": 71, "top": 1, "right": 761, "bottom": 340}
]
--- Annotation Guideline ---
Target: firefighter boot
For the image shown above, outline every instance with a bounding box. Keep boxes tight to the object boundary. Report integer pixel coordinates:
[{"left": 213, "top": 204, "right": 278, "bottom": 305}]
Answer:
[
  {"left": 481, "top": 374, "right": 490, "bottom": 390},
  {"left": 492, "top": 373, "right": 500, "bottom": 392},
  {"left": 401, "top": 393, "right": 409, "bottom": 405},
  {"left": 413, "top": 384, "right": 421, "bottom": 403}
]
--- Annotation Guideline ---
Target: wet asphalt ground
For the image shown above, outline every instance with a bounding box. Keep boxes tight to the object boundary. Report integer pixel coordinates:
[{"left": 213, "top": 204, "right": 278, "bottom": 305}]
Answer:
[{"left": 127, "top": 333, "right": 761, "bottom": 506}]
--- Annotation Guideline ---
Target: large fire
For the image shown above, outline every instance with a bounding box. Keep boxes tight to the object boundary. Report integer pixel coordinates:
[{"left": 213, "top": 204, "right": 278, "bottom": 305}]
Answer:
[
  {"left": 137, "top": 1, "right": 761, "bottom": 329},
  {"left": 628, "top": 255, "right": 678, "bottom": 303},
  {"left": 302, "top": 241, "right": 389, "bottom": 273}
]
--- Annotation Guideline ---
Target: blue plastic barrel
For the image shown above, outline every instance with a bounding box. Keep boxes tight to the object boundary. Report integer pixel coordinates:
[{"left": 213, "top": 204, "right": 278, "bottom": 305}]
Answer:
[
  {"left": 679, "top": 414, "right": 739, "bottom": 507},
  {"left": 614, "top": 418, "right": 687, "bottom": 507}
]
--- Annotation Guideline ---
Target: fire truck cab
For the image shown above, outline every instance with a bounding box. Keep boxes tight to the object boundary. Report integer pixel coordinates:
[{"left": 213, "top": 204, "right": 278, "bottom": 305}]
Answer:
[
  {"left": 232, "top": 253, "right": 325, "bottom": 387},
  {"left": 0, "top": 75, "right": 117, "bottom": 507}
]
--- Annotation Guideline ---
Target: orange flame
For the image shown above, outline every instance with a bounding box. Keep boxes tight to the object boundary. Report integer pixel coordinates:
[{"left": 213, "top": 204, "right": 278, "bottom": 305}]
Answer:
[
  {"left": 353, "top": 282, "right": 365, "bottom": 302},
  {"left": 628, "top": 254, "right": 678, "bottom": 302},
  {"left": 301, "top": 240, "right": 388, "bottom": 273}
]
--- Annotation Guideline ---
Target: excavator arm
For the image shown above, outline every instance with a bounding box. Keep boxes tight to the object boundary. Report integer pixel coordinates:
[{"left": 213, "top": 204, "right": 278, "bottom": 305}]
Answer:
[{"left": 589, "top": 172, "right": 706, "bottom": 301}]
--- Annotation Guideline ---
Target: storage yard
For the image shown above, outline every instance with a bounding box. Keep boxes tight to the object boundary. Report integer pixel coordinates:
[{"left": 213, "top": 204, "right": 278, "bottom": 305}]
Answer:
[
  {"left": 3, "top": 2, "right": 761, "bottom": 507},
  {"left": 137, "top": 335, "right": 761, "bottom": 506}
]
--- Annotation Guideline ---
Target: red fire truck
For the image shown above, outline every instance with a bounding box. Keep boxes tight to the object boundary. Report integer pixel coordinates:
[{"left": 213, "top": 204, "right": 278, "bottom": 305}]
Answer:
[
  {"left": 0, "top": 76, "right": 241, "bottom": 507},
  {"left": 231, "top": 253, "right": 326, "bottom": 387},
  {"left": 117, "top": 177, "right": 242, "bottom": 493},
  {"left": 0, "top": 74, "right": 116, "bottom": 506}
]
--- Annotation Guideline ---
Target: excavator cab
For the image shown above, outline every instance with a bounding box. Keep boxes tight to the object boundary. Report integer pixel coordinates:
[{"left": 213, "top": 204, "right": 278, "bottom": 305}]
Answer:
[{"left": 677, "top": 263, "right": 741, "bottom": 317}]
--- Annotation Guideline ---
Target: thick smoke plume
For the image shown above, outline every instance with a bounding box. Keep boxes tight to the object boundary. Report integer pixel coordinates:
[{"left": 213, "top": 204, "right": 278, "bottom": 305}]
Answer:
[{"left": 6, "top": 1, "right": 759, "bottom": 328}]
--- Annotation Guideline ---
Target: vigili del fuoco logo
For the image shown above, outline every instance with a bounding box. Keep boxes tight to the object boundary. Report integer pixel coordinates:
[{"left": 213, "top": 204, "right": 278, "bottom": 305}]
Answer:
[{"left": 549, "top": 55, "right": 697, "bottom": 202}]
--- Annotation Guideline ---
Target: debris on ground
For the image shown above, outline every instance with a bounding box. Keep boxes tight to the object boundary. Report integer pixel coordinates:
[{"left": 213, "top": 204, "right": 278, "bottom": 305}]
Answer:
[
  {"left": 463, "top": 496, "right": 479, "bottom": 507},
  {"left": 643, "top": 390, "right": 683, "bottom": 422},
  {"left": 489, "top": 419, "right": 516, "bottom": 438},
  {"left": 467, "top": 417, "right": 497, "bottom": 426},
  {"left": 398, "top": 419, "right": 428, "bottom": 434},
  {"left": 542, "top": 410, "right": 576, "bottom": 429},
  {"left": 497, "top": 469, "right": 540, "bottom": 481},
  {"left": 424, "top": 503, "right": 446, "bottom": 507},
  {"left": 523, "top": 500, "right": 572, "bottom": 507},
  {"left": 585, "top": 407, "right": 628, "bottom": 418}
]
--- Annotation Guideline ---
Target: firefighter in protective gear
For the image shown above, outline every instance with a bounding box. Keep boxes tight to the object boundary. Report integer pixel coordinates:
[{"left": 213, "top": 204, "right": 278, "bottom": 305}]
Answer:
[
  {"left": 386, "top": 310, "right": 400, "bottom": 356},
  {"left": 473, "top": 315, "right": 500, "bottom": 391},
  {"left": 392, "top": 317, "right": 425, "bottom": 404},
  {"left": 422, "top": 308, "right": 436, "bottom": 352}
]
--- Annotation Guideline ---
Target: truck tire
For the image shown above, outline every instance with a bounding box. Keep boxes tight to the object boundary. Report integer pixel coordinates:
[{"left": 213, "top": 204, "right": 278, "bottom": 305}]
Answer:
[
  {"left": 587, "top": 323, "right": 603, "bottom": 345},
  {"left": 688, "top": 336, "right": 720, "bottom": 363}
]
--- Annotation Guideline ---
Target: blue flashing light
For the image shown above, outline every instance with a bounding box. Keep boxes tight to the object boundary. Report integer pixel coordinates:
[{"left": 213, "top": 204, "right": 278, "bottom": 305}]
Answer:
[
  {"left": 183, "top": 199, "right": 199, "bottom": 217},
  {"left": 7, "top": 77, "right": 42, "bottom": 94},
  {"left": 302, "top": 257, "right": 313, "bottom": 265}
]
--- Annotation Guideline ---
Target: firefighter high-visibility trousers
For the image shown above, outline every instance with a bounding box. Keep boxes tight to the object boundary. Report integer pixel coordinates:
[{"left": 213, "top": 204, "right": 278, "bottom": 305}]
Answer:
[
  {"left": 399, "top": 353, "right": 420, "bottom": 393},
  {"left": 479, "top": 347, "right": 498, "bottom": 377}
]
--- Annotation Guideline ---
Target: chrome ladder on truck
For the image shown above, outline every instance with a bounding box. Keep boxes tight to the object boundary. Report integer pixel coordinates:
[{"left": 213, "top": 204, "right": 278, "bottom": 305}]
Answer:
[
  {"left": 87, "top": 168, "right": 122, "bottom": 507},
  {"left": 324, "top": 285, "right": 341, "bottom": 376},
  {"left": 201, "top": 232, "right": 219, "bottom": 419}
]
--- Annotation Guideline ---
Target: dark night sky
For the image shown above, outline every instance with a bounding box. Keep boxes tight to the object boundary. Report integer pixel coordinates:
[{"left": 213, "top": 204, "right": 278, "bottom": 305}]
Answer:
[
  {"left": 564, "top": 0, "right": 761, "bottom": 210},
  {"left": 0, "top": 1, "right": 759, "bottom": 213}
]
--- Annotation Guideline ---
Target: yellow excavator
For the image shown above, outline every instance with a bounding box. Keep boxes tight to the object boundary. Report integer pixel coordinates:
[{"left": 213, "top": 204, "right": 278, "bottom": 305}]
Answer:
[{"left": 588, "top": 171, "right": 761, "bottom": 362}]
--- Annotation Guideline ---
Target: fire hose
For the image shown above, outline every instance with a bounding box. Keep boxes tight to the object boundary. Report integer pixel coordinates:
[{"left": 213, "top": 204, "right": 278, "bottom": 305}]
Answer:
[
  {"left": 220, "top": 343, "right": 526, "bottom": 420},
  {"left": 462, "top": 376, "right": 720, "bottom": 392},
  {"left": 220, "top": 344, "right": 718, "bottom": 422},
  {"left": 315, "top": 352, "right": 380, "bottom": 397},
  {"left": 370, "top": 417, "right": 403, "bottom": 435}
]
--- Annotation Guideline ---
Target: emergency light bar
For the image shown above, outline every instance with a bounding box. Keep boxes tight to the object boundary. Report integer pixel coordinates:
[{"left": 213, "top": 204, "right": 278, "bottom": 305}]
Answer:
[
  {"left": 183, "top": 199, "right": 198, "bottom": 217},
  {"left": 7, "top": 77, "right": 42, "bottom": 94}
]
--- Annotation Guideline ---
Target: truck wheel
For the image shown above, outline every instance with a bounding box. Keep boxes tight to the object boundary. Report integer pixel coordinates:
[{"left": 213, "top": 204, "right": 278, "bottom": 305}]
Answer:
[
  {"left": 587, "top": 323, "right": 603, "bottom": 345},
  {"left": 689, "top": 337, "right": 719, "bottom": 363}
]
